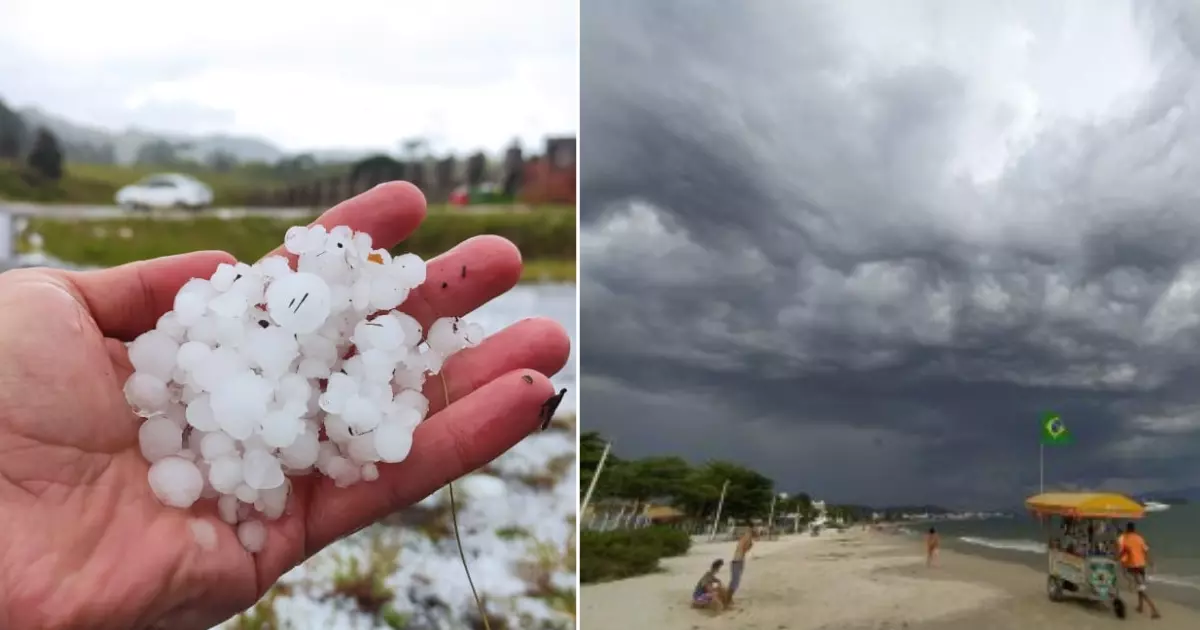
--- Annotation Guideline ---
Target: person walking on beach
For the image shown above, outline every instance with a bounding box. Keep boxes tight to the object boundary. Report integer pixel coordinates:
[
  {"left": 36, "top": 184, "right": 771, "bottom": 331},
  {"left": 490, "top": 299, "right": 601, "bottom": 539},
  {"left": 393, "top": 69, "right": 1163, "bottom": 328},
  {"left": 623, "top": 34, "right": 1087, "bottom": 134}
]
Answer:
[
  {"left": 926, "top": 527, "right": 940, "bottom": 567},
  {"left": 1118, "top": 522, "right": 1162, "bottom": 619},
  {"left": 692, "top": 559, "right": 729, "bottom": 613},
  {"left": 727, "top": 527, "right": 754, "bottom": 604}
]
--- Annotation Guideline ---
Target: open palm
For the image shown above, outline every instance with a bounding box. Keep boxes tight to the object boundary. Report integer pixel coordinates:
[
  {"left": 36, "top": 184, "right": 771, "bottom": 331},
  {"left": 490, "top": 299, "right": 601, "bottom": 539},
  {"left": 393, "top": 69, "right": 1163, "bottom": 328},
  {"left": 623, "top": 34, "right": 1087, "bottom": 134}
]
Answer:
[{"left": 0, "top": 183, "right": 571, "bottom": 630}]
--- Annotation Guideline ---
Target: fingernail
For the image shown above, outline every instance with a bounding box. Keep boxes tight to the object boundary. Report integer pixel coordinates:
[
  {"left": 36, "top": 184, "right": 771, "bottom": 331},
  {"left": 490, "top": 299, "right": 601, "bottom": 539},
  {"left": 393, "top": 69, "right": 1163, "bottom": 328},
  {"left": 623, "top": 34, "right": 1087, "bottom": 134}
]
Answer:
[{"left": 539, "top": 388, "right": 567, "bottom": 431}]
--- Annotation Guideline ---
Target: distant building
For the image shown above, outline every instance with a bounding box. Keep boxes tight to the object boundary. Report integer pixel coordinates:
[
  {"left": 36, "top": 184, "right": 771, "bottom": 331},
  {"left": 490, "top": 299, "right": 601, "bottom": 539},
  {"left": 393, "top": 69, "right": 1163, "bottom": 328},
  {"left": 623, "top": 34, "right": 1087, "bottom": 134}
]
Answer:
[
  {"left": 645, "top": 505, "right": 686, "bottom": 524},
  {"left": 519, "top": 136, "right": 576, "bottom": 205}
]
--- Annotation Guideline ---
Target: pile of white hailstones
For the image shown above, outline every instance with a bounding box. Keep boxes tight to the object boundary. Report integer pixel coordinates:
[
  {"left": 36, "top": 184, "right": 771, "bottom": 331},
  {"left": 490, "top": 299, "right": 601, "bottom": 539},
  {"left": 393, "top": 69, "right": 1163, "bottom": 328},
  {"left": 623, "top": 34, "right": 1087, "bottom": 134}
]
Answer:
[{"left": 123, "top": 224, "right": 485, "bottom": 552}]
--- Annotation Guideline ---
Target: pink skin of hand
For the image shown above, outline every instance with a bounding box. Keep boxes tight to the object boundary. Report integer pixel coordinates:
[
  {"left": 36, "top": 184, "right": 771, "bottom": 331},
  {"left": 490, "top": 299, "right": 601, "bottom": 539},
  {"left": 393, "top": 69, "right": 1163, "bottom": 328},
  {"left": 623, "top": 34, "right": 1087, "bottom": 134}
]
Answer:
[{"left": 0, "top": 182, "right": 571, "bottom": 630}]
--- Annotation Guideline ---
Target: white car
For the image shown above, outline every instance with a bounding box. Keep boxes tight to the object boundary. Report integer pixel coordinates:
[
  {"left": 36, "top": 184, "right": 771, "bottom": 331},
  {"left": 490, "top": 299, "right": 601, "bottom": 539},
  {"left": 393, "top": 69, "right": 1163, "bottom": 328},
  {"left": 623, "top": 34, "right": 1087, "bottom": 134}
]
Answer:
[{"left": 116, "top": 173, "right": 214, "bottom": 211}]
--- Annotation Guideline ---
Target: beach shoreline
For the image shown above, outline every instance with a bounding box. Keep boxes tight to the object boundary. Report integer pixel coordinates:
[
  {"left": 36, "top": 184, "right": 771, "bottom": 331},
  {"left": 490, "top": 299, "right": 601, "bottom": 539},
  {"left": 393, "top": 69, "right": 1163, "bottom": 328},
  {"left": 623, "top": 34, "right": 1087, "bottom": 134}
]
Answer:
[{"left": 580, "top": 529, "right": 1200, "bottom": 629}]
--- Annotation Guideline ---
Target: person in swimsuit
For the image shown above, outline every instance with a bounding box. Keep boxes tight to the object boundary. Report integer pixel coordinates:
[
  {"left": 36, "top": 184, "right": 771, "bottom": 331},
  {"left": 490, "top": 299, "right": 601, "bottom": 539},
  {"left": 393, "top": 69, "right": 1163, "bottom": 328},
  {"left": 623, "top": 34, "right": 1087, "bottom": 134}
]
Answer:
[
  {"left": 1118, "top": 522, "right": 1161, "bottom": 619},
  {"left": 926, "top": 526, "right": 939, "bottom": 567},
  {"left": 727, "top": 528, "right": 754, "bottom": 604},
  {"left": 692, "top": 559, "right": 728, "bottom": 612}
]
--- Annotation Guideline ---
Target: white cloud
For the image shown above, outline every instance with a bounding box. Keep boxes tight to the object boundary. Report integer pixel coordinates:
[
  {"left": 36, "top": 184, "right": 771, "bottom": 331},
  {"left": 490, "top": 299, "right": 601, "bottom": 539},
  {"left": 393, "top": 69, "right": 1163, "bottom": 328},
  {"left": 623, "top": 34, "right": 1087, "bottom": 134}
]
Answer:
[{"left": 0, "top": 0, "right": 578, "bottom": 152}]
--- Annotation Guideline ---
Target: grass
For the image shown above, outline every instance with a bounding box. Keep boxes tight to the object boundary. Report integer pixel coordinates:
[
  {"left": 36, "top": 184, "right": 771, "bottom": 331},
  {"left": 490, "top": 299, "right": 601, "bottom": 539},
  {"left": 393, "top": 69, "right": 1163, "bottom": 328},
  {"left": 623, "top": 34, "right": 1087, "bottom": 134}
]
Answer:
[
  {"left": 519, "top": 539, "right": 576, "bottom": 623},
  {"left": 0, "top": 160, "right": 285, "bottom": 206},
  {"left": 66, "top": 162, "right": 281, "bottom": 204},
  {"left": 328, "top": 529, "right": 406, "bottom": 619},
  {"left": 519, "top": 259, "right": 575, "bottom": 284},
  {"left": 229, "top": 529, "right": 411, "bottom": 629},
  {"left": 230, "top": 583, "right": 289, "bottom": 630},
  {"left": 17, "top": 210, "right": 576, "bottom": 284},
  {"left": 0, "top": 161, "right": 578, "bottom": 214},
  {"left": 227, "top": 416, "right": 578, "bottom": 627}
]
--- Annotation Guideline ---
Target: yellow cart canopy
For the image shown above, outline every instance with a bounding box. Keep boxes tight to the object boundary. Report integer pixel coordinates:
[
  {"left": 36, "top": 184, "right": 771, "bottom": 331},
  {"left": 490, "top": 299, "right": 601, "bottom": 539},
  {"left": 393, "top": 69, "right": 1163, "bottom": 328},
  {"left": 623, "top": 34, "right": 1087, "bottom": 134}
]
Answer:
[{"left": 1025, "top": 492, "right": 1145, "bottom": 519}]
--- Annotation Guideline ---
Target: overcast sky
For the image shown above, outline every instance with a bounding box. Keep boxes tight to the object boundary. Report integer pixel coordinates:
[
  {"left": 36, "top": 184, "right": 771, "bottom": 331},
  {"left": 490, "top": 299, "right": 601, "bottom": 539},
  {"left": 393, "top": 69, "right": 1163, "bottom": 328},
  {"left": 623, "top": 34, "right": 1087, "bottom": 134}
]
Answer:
[
  {"left": 581, "top": 0, "right": 1200, "bottom": 508},
  {"left": 0, "top": 0, "right": 577, "bottom": 153}
]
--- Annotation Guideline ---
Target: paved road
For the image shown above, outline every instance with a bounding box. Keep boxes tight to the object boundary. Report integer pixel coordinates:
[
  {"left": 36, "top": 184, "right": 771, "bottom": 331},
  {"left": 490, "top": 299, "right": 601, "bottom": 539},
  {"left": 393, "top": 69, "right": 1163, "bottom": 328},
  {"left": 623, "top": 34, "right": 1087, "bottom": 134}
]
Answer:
[{"left": 0, "top": 202, "right": 315, "bottom": 221}]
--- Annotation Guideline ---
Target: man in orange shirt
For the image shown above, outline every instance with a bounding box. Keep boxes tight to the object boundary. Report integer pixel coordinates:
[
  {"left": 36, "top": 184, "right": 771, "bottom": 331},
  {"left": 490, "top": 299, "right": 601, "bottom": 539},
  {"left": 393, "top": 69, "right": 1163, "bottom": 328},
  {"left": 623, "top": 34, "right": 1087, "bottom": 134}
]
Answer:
[{"left": 1118, "top": 522, "right": 1161, "bottom": 619}]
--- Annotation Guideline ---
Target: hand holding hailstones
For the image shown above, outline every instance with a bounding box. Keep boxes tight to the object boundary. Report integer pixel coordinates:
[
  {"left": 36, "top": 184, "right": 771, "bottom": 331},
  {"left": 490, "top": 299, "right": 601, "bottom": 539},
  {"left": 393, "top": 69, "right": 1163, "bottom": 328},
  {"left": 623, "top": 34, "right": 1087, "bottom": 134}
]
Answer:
[{"left": 123, "top": 224, "right": 485, "bottom": 552}]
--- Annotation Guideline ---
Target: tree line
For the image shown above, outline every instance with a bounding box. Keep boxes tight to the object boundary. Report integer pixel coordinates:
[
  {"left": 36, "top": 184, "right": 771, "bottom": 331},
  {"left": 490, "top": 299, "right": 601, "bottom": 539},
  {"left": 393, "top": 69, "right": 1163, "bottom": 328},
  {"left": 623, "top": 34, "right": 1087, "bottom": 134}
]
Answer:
[
  {"left": 0, "top": 94, "right": 317, "bottom": 180},
  {"left": 0, "top": 98, "right": 65, "bottom": 182},
  {"left": 581, "top": 431, "right": 869, "bottom": 525},
  {"left": 1, "top": 93, "right": 551, "bottom": 206}
]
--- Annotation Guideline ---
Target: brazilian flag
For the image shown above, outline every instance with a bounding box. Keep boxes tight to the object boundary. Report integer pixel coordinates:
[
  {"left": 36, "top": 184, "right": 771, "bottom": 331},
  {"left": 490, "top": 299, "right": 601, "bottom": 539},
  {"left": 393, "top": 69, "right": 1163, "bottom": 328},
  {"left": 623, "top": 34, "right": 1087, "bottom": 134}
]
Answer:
[{"left": 1040, "top": 413, "right": 1072, "bottom": 446}]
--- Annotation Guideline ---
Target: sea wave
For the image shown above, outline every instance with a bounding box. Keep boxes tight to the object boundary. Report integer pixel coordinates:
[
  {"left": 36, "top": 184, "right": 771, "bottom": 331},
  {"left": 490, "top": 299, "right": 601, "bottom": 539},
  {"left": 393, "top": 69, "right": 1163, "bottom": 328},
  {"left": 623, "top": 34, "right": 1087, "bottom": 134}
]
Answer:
[
  {"left": 958, "top": 536, "right": 1046, "bottom": 554},
  {"left": 955, "top": 536, "right": 1200, "bottom": 590},
  {"left": 1152, "top": 574, "right": 1200, "bottom": 590}
]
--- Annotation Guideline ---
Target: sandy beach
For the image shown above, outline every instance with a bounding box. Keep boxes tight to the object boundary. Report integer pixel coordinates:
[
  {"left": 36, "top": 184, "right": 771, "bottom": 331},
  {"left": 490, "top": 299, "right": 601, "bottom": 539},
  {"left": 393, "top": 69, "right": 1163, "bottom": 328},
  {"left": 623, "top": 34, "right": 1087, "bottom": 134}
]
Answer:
[{"left": 580, "top": 530, "right": 1200, "bottom": 629}]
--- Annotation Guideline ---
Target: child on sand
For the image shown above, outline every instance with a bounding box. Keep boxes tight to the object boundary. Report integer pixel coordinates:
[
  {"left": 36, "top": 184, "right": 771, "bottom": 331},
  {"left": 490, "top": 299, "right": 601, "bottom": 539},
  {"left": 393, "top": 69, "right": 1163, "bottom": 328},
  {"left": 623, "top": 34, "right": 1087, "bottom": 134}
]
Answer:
[
  {"left": 692, "top": 559, "right": 729, "bottom": 613},
  {"left": 926, "top": 527, "right": 939, "bottom": 567}
]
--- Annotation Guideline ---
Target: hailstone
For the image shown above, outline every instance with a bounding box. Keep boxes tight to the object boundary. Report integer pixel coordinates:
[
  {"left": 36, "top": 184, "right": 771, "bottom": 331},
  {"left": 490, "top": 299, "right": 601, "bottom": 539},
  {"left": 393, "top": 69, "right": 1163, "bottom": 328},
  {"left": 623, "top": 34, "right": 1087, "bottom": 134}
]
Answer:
[{"left": 123, "top": 223, "right": 488, "bottom": 552}]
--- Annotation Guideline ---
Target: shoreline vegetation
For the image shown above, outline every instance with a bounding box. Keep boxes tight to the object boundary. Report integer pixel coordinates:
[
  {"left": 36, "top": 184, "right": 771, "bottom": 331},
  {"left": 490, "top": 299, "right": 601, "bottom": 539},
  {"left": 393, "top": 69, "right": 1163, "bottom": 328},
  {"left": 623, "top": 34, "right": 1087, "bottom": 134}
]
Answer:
[
  {"left": 580, "top": 431, "right": 871, "bottom": 583},
  {"left": 15, "top": 208, "right": 576, "bottom": 283}
]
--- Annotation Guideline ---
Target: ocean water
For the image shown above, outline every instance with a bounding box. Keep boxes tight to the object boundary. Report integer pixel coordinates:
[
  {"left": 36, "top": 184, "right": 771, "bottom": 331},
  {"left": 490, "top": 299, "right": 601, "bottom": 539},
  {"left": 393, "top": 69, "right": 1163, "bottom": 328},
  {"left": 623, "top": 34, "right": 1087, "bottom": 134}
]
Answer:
[{"left": 907, "top": 505, "right": 1200, "bottom": 606}]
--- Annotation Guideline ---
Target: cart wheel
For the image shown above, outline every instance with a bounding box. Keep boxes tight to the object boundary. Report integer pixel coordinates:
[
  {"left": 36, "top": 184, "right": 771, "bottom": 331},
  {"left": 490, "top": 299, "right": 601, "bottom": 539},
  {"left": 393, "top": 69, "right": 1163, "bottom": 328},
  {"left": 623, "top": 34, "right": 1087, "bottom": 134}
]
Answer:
[
  {"left": 1113, "top": 597, "right": 1126, "bottom": 619},
  {"left": 1047, "top": 576, "right": 1064, "bottom": 602}
]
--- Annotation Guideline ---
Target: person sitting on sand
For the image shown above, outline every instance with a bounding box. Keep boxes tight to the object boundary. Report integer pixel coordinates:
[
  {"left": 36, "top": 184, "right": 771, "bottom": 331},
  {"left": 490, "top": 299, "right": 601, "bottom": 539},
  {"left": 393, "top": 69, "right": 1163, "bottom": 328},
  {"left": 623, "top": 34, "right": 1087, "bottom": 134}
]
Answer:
[
  {"left": 727, "top": 527, "right": 754, "bottom": 604},
  {"left": 1118, "top": 522, "right": 1162, "bottom": 619},
  {"left": 926, "top": 526, "right": 939, "bottom": 567},
  {"left": 692, "top": 559, "right": 729, "bottom": 612}
]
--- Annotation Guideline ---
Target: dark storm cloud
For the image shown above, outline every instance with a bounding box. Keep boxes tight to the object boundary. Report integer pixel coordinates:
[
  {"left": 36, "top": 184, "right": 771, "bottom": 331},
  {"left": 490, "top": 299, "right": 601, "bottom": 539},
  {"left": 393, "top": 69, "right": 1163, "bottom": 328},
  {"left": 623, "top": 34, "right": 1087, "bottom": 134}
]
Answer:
[{"left": 580, "top": 0, "right": 1200, "bottom": 507}]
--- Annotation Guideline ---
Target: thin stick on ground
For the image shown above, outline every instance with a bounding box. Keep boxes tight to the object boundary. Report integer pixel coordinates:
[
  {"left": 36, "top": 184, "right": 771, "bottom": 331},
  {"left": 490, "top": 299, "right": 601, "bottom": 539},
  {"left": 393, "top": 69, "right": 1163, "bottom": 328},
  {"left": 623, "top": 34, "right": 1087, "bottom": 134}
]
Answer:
[{"left": 440, "top": 371, "right": 492, "bottom": 630}]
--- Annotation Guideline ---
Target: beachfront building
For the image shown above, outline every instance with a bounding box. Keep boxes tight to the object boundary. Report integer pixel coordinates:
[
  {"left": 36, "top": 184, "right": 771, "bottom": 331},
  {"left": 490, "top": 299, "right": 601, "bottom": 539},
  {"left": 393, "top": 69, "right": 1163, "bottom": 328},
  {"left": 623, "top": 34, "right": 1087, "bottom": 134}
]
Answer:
[
  {"left": 583, "top": 498, "right": 690, "bottom": 531},
  {"left": 644, "top": 505, "right": 686, "bottom": 525}
]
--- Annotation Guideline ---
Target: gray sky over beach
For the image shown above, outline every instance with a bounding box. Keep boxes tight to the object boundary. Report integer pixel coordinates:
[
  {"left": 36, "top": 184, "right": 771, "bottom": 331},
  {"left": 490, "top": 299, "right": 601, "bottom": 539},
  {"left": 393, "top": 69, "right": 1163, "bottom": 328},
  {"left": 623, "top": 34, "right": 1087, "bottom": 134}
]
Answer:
[
  {"left": 580, "top": 0, "right": 1200, "bottom": 507},
  {"left": 0, "top": 0, "right": 578, "bottom": 153}
]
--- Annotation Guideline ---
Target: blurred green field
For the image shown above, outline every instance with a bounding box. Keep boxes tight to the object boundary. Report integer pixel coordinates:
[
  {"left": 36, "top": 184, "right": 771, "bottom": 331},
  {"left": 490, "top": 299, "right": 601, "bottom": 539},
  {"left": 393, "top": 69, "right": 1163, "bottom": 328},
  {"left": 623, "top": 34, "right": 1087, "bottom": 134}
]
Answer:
[
  {"left": 0, "top": 160, "right": 286, "bottom": 205},
  {"left": 1, "top": 160, "right": 572, "bottom": 213},
  {"left": 20, "top": 209, "right": 576, "bottom": 283}
]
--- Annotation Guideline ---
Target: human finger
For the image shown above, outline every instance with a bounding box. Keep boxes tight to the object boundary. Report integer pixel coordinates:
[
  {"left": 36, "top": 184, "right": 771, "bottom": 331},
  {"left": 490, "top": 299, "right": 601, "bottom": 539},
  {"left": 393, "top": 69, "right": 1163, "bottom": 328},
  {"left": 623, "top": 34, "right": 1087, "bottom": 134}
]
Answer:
[
  {"left": 303, "top": 369, "right": 554, "bottom": 552},
  {"left": 263, "top": 181, "right": 427, "bottom": 263}
]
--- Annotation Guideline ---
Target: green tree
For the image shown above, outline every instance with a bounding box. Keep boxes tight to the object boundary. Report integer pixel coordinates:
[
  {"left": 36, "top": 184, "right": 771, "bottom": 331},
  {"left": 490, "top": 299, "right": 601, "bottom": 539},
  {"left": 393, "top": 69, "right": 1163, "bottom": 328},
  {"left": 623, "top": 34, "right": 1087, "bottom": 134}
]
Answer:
[
  {"left": 26, "top": 127, "right": 63, "bottom": 181},
  {"left": 351, "top": 155, "right": 405, "bottom": 185},
  {"left": 274, "top": 153, "right": 318, "bottom": 176},
  {"left": 466, "top": 151, "right": 487, "bottom": 187},
  {"left": 673, "top": 469, "right": 724, "bottom": 517},
  {"left": 0, "top": 98, "right": 28, "bottom": 159},
  {"left": 207, "top": 150, "right": 239, "bottom": 172},
  {"left": 580, "top": 431, "right": 609, "bottom": 494},
  {"left": 579, "top": 431, "right": 628, "bottom": 501},
  {"left": 688, "top": 461, "right": 774, "bottom": 522},
  {"left": 135, "top": 139, "right": 180, "bottom": 165},
  {"left": 612, "top": 456, "right": 692, "bottom": 503},
  {"left": 578, "top": 438, "right": 784, "bottom": 523}
]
